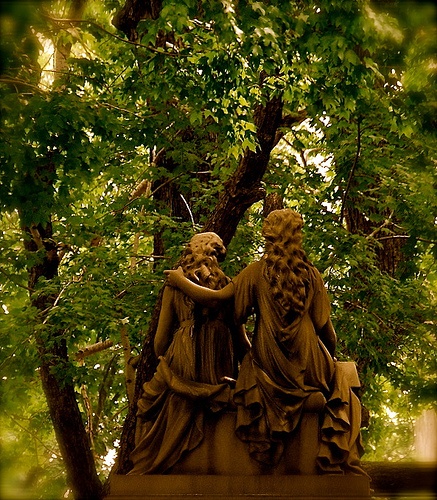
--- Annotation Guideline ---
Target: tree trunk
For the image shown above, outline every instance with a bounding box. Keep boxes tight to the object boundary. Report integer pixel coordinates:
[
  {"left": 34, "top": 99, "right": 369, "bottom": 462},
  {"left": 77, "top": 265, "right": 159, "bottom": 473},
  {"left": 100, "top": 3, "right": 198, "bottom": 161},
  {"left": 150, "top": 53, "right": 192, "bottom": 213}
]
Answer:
[
  {"left": 39, "top": 353, "right": 103, "bottom": 500},
  {"left": 20, "top": 3, "right": 103, "bottom": 494},
  {"left": 151, "top": 145, "right": 197, "bottom": 259},
  {"left": 204, "top": 97, "right": 284, "bottom": 245},
  {"left": 263, "top": 192, "right": 284, "bottom": 217},
  {"left": 23, "top": 221, "right": 103, "bottom": 500}
]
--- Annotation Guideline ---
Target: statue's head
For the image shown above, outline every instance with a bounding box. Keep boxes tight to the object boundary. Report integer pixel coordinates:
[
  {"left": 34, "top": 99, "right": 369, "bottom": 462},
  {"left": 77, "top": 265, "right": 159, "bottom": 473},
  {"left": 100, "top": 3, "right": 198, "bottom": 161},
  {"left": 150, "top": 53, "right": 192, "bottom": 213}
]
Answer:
[
  {"left": 180, "top": 232, "right": 228, "bottom": 289},
  {"left": 187, "top": 232, "right": 226, "bottom": 262},
  {"left": 262, "top": 209, "right": 303, "bottom": 246}
]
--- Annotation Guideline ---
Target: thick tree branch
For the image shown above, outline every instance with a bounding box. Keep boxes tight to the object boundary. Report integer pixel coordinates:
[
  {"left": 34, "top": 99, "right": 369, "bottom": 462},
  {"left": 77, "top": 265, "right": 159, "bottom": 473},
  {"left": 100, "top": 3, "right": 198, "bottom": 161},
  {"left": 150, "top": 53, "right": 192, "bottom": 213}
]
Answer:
[
  {"left": 203, "top": 96, "right": 284, "bottom": 246},
  {"left": 112, "top": 0, "right": 162, "bottom": 41}
]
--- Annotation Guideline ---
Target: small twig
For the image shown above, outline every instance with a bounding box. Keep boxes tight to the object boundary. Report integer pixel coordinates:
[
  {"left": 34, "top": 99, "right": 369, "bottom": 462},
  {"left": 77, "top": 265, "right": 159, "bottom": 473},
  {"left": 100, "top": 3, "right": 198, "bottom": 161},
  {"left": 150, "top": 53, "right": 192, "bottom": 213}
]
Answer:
[
  {"left": 100, "top": 102, "right": 161, "bottom": 119},
  {"left": 366, "top": 211, "right": 394, "bottom": 239},
  {"left": 42, "top": 281, "right": 73, "bottom": 325},
  {"left": 0, "top": 77, "right": 47, "bottom": 93},
  {"left": 340, "top": 117, "right": 362, "bottom": 225},
  {"left": 0, "top": 337, "right": 35, "bottom": 371},
  {"left": 120, "top": 320, "right": 136, "bottom": 404},
  {"left": 111, "top": 172, "right": 185, "bottom": 215},
  {"left": 111, "top": 404, "right": 129, "bottom": 420},
  {"left": 289, "top": 131, "right": 308, "bottom": 170},
  {"left": 346, "top": 301, "right": 393, "bottom": 330},
  {"left": 134, "top": 255, "right": 170, "bottom": 266},
  {"left": 93, "top": 354, "right": 118, "bottom": 432},
  {"left": 2, "top": 409, "right": 62, "bottom": 458},
  {"left": 0, "top": 267, "right": 34, "bottom": 292},
  {"left": 376, "top": 235, "right": 436, "bottom": 244},
  {"left": 80, "top": 380, "right": 94, "bottom": 448}
]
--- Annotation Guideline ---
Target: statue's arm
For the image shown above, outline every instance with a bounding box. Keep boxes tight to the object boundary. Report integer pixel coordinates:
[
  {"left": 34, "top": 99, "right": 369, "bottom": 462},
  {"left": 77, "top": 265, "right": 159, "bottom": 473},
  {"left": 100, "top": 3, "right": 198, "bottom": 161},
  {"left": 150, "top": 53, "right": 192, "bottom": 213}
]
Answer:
[
  {"left": 154, "top": 286, "right": 175, "bottom": 357},
  {"left": 233, "top": 323, "right": 251, "bottom": 362},
  {"left": 164, "top": 267, "right": 235, "bottom": 306},
  {"left": 310, "top": 269, "right": 337, "bottom": 357},
  {"left": 318, "top": 317, "right": 337, "bottom": 357}
]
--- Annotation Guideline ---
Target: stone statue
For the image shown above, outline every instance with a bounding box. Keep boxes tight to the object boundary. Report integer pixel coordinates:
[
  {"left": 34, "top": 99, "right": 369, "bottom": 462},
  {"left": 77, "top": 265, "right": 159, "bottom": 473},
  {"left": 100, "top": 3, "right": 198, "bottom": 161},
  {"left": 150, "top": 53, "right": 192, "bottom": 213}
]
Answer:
[
  {"left": 128, "top": 232, "right": 250, "bottom": 474},
  {"left": 165, "top": 209, "right": 365, "bottom": 475}
]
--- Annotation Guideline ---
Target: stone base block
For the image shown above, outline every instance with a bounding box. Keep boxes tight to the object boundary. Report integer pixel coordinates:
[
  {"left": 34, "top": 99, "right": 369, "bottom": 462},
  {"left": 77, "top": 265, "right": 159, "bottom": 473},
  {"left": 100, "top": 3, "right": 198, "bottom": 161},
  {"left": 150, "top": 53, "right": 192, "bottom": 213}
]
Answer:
[
  {"left": 169, "top": 409, "right": 321, "bottom": 475},
  {"left": 106, "top": 474, "right": 371, "bottom": 499}
]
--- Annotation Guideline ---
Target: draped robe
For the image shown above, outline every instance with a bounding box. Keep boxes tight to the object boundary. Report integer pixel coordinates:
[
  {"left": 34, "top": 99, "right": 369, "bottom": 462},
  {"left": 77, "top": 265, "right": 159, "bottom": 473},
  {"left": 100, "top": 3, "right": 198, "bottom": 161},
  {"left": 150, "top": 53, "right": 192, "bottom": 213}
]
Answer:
[
  {"left": 128, "top": 287, "right": 235, "bottom": 474},
  {"left": 232, "top": 259, "right": 364, "bottom": 474}
]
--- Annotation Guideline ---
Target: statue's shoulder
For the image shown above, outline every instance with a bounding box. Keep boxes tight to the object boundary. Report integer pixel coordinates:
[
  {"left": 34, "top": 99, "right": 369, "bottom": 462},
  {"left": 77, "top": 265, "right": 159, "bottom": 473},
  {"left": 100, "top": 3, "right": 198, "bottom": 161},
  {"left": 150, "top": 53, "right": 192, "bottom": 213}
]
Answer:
[
  {"left": 238, "top": 259, "right": 263, "bottom": 277},
  {"left": 307, "top": 264, "right": 323, "bottom": 281}
]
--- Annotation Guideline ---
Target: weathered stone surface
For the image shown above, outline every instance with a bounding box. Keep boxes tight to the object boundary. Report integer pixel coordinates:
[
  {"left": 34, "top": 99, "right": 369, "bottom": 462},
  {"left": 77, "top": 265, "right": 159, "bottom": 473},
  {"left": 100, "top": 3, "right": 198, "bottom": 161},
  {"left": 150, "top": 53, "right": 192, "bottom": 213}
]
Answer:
[
  {"left": 106, "top": 474, "right": 371, "bottom": 499},
  {"left": 169, "top": 410, "right": 322, "bottom": 476},
  {"left": 126, "top": 213, "right": 368, "bottom": 492}
]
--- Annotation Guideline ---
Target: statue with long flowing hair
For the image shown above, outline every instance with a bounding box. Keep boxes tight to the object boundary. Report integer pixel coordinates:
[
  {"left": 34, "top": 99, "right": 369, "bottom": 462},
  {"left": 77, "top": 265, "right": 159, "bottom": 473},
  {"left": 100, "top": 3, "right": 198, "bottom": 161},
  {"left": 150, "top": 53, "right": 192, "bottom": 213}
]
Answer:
[
  {"left": 166, "top": 210, "right": 364, "bottom": 475},
  {"left": 129, "top": 232, "right": 249, "bottom": 474}
]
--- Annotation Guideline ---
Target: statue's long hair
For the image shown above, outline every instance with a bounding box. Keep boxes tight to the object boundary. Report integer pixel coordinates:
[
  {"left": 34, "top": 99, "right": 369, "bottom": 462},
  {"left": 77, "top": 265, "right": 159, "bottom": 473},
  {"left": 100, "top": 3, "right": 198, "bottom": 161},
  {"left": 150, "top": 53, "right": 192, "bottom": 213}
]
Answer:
[
  {"left": 179, "top": 232, "right": 229, "bottom": 291},
  {"left": 262, "top": 209, "right": 311, "bottom": 316}
]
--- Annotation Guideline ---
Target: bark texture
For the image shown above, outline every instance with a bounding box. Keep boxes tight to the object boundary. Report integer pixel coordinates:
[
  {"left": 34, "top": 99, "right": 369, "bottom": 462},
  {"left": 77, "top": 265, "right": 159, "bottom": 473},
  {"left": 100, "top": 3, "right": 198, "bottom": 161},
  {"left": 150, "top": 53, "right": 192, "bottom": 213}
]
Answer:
[
  {"left": 114, "top": 94, "right": 288, "bottom": 473},
  {"left": 22, "top": 3, "right": 104, "bottom": 495},
  {"left": 204, "top": 98, "right": 284, "bottom": 246},
  {"left": 112, "top": 0, "right": 162, "bottom": 41},
  {"left": 24, "top": 221, "right": 103, "bottom": 500}
]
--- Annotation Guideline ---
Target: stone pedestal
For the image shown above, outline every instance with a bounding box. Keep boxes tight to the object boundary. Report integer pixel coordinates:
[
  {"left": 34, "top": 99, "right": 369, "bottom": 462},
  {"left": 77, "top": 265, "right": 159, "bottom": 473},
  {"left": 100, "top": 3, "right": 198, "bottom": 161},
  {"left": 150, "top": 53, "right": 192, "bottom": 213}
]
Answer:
[
  {"left": 108, "top": 363, "right": 371, "bottom": 499},
  {"left": 106, "top": 474, "right": 371, "bottom": 499},
  {"left": 168, "top": 362, "right": 361, "bottom": 476},
  {"left": 167, "top": 409, "right": 322, "bottom": 475},
  {"left": 106, "top": 408, "right": 371, "bottom": 499}
]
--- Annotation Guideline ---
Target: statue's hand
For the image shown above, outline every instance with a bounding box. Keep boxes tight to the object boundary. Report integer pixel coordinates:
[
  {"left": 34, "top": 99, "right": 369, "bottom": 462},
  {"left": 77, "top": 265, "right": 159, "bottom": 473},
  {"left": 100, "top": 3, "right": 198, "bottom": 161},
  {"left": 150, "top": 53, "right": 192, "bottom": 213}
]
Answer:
[{"left": 164, "top": 266, "right": 185, "bottom": 288}]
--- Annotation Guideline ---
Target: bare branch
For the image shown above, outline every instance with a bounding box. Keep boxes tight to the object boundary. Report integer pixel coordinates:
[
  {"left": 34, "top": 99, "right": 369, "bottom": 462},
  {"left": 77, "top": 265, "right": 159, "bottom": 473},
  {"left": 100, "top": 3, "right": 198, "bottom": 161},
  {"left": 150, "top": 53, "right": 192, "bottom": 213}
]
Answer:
[
  {"left": 376, "top": 235, "right": 436, "bottom": 244},
  {"left": 0, "top": 78, "right": 48, "bottom": 93},
  {"left": 112, "top": 172, "right": 184, "bottom": 215},
  {"left": 120, "top": 322, "right": 136, "bottom": 404},
  {"left": 29, "top": 225, "right": 45, "bottom": 250},
  {"left": 366, "top": 211, "right": 395, "bottom": 239},
  {"left": 75, "top": 340, "right": 114, "bottom": 362},
  {"left": 0, "top": 267, "right": 34, "bottom": 292}
]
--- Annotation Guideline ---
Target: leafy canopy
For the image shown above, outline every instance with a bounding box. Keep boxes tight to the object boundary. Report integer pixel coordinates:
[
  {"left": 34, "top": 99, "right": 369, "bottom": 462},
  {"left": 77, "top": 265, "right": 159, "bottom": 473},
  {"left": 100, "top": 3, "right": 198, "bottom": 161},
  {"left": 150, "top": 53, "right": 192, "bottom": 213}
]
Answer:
[{"left": 0, "top": 0, "right": 436, "bottom": 497}]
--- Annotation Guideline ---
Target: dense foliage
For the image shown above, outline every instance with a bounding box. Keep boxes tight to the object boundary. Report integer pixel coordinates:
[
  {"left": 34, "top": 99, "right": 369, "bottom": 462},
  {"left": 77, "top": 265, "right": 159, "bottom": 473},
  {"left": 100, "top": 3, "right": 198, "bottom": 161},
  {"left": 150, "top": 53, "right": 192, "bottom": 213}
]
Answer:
[{"left": 1, "top": 0, "right": 436, "bottom": 498}]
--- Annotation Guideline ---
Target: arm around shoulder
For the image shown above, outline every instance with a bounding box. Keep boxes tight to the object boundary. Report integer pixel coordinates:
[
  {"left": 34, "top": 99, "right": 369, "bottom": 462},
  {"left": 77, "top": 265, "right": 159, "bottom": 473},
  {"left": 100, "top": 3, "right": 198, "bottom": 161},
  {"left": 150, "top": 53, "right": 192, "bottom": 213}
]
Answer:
[{"left": 164, "top": 267, "right": 235, "bottom": 306}]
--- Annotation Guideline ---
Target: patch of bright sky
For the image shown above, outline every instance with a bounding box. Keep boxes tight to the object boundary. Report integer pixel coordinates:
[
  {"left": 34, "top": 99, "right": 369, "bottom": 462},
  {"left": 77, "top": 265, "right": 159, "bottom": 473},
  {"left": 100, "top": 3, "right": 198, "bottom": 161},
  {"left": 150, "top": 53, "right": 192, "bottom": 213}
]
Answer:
[
  {"left": 102, "top": 440, "right": 120, "bottom": 471},
  {"left": 38, "top": 26, "right": 97, "bottom": 90},
  {"left": 277, "top": 117, "right": 335, "bottom": 211},
  {"left": 383, "top": 404, "right": 399, "bottom": 425},
  {"left": 38, "top": 34, "right": 55, "bottom": 88}
]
